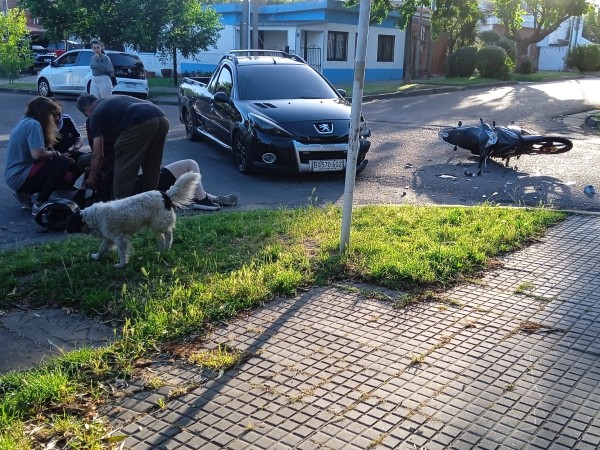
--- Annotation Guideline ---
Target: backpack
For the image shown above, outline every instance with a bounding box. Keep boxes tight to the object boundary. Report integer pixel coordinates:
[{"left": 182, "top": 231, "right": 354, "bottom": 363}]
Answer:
[{"left": 34, "top": 198, "right": 80, "bottom": 231}]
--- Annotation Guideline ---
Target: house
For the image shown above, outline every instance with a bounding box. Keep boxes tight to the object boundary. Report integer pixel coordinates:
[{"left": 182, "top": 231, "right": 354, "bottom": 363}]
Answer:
[
  {"left": 139, "top": 0, "right": 407, "bottom": 84},
  {"left": 479, "top": 3, "right": 590, "bottom": 71}
]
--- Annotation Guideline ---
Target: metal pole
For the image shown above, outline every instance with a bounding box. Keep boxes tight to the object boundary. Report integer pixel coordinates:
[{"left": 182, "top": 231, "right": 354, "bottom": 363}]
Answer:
[
  {"left": 340, "top": 0, "right": 371, "bottom": 254},
  {"left": 252, "top": 0, "right": 259, "bottom": 49},
  {"left": 242, "top": 0, "right": 249, "bottom": 49}
]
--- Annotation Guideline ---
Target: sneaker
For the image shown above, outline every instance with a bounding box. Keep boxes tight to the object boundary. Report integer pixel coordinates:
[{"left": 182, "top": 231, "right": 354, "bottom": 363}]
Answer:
[
  {"left": 32, "top": 202, "right": 44, "bottom": 216},
  {"left": 13, "top": 191, "right": 33, "bottom": 209},
  {"left": 191, "top": 196, "right": 221, "bottom": 211},
  {"left": 207, "top": 193, "right": 238, "bottom": 206}
]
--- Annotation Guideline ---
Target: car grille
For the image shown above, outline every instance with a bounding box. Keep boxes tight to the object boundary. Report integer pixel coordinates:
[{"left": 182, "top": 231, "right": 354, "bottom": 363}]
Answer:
[{"left": 294, "top": 142, "right": 348, "bottom": 163}]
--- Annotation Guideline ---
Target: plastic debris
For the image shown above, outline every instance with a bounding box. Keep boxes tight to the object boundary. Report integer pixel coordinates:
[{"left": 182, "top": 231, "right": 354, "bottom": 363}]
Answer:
[
  {"left": 437, "top": 174, "right": 457, "bottom": 180},
  {"left": 405, "top": 163, "right": 413, "bottom": 168},
  {"left": 583, "top": 185, "right": 596, "bottom": 196}
]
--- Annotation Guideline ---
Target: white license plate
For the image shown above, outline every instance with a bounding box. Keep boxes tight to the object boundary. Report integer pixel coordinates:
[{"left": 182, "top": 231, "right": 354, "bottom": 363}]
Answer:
[
  {"left": 43, "top": 58, "right": 52, "bottom": 62},
  {"left": 125, "top": 82, "right": 136, "bottom": 88},
  {"left": 311, "top": 159, "right": 345, "bottom": 172}
]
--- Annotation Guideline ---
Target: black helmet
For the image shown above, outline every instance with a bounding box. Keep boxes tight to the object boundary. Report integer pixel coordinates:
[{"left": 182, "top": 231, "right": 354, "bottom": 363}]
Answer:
[{"left": 34, "top": 198, "right": 80, "bottom": 231}]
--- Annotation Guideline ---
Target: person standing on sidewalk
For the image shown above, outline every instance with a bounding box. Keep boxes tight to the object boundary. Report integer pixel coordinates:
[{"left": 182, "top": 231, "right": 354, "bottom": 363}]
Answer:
[
  {"left": 89, "top": 40, "right": 114, "bottom": 99},
  {"left": 4, "top": 97, "right": 74, "bottom": 214},
  {"left": 75, "top": 93, "right": 169, "bottom": 199}
]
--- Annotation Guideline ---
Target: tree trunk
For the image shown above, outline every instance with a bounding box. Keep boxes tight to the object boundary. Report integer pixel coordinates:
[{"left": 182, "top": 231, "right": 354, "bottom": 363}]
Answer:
[{"left": 403, "top": 15, "right": 413, "bottom": 83}]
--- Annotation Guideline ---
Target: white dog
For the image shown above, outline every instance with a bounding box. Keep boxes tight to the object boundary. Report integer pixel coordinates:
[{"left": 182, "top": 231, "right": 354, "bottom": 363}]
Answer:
[{"left": 66, "top": 172, "right": 200, "bottom": 268}]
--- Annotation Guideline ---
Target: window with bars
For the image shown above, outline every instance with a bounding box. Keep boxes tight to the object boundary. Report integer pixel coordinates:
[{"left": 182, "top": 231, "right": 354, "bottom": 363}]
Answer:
[{"left": 327, "top": 31, "right": 348, "bottom": 61}]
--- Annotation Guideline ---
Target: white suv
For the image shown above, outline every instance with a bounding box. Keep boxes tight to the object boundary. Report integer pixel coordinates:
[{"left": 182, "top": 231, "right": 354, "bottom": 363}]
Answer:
[{"left": 37, "top": 49, "right": 149, "bottom": 99}]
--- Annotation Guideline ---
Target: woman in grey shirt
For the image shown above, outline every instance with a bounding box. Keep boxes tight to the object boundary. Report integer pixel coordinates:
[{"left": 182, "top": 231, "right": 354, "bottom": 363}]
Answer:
[{"left": 90, "top": 40, "right": 115, "bottom": 98}]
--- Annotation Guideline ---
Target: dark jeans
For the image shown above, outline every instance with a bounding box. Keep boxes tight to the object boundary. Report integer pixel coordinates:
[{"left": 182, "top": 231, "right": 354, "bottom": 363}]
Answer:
[
  {"left": 19, "top": 157, "right": 71, "bottom": 204},
  {"left": 113, "top": 116, "right": 169, "bottom": 199}
]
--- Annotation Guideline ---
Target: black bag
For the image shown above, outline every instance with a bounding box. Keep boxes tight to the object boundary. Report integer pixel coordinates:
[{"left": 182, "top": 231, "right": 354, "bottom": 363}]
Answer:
[
  {"left": 34, "top": 198, "right": 80, "bottom": 231},
  {"left": 110, "top": 75, "right": 118, "bottom": 87}
]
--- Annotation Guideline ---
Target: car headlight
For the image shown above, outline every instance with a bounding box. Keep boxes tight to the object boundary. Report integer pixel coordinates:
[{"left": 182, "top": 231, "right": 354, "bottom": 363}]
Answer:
[{"left": 247, "top": 113, "right": 292, "bottom": 137}]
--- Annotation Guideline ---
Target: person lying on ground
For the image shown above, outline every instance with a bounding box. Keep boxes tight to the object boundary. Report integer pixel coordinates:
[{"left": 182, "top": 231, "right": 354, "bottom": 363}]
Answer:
[{"left": 150, "top": 159, "right": 238, "bottom": 211}]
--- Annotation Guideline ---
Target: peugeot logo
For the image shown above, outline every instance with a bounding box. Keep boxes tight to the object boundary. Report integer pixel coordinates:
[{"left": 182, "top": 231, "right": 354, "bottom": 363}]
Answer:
[{"left": 314, "top": 123, "right": 334, "bottom": 134}]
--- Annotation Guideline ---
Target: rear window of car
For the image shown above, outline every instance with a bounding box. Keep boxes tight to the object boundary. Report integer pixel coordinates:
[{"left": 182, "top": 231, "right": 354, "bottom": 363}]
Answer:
[{"left": 237, "top": 64, "right": 338, "bottom": 101}]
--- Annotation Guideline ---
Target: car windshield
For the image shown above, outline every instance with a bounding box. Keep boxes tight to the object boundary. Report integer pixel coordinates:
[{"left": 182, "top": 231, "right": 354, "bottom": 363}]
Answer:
[{"left": 237, "top": 64, "right": 339, "bottom": 101}]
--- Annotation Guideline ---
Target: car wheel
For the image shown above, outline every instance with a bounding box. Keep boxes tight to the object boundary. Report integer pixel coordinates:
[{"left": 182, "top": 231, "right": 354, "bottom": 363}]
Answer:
[
  {"left": 233, "top": 132, "right": 252, "bottom": 174},
  {"left": 183, "top": 109, "right": 201, "bottom": 142},
  {"left": 37, "top": 78, "right": 52, "bottom": 97}
]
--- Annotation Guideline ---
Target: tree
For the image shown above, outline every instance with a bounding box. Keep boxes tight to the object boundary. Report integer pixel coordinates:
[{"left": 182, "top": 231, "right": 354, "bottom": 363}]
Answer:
[
  {"left": 433, "top": 0, "right": 485, "bottom": 54},
  {"left": 154, "top": 0, "right": 222, "bottom": 85},
  {"left": 344, "top": 0, "right": 484, "bottom": 78},
  {"left": 0, "top": 9, "right": 32, "bottom": 82},
  {"left": 492, "top": 0, "right": 592, "bottom": 58},
  {"left": 583, "top": 5, "right": 600, "bottom": 43},
  {"left": 19, "top": 0, "right": 222, "bottom": 64}
]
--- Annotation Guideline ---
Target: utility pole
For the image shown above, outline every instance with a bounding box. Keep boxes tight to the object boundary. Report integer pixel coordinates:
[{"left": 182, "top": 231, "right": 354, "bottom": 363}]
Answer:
[
  {"left": 241, "top": 0, "right": 249, "bottom": 49},
  {"left": 340, "top": 0, "right": 371, "bottom": 253},
  {"left": 252, "top": 0, "right": 260, "bottom": 49}
]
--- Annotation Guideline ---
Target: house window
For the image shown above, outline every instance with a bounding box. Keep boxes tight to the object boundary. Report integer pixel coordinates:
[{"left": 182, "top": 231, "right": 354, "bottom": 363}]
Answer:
[
  {"left": 377, "top": 35, "right": 395, "bottom": 62},
  {"left": 327, "top": 31, "right": 348, "bottom": 61}
]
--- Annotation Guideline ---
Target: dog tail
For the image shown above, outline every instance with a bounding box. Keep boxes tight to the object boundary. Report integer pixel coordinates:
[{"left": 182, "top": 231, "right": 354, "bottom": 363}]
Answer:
[{"left": 166, "top": 172, "right": 200, "bottom": 206}]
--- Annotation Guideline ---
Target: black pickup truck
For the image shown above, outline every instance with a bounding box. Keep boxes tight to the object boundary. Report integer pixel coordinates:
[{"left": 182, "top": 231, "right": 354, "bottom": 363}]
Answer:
[{"left": 178, "top": 50, "right": 371, "bottom": 174}]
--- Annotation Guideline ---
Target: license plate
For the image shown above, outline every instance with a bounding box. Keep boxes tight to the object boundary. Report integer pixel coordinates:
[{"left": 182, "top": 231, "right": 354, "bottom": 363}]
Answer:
[
  {"left": 311, "top": 159, "right": 345, "bottom": 172},
  {"left": 125, "top": 82, "right": 136, "bottom": 88},
  {"left": 43, "top": 58, "right": 52, "bottom": 62}
]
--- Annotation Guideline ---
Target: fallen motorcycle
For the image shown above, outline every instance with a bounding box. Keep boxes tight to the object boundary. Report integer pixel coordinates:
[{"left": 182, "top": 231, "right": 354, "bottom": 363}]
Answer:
[{"left": 438, "top": 118, "right": 573, "bottom": 173}]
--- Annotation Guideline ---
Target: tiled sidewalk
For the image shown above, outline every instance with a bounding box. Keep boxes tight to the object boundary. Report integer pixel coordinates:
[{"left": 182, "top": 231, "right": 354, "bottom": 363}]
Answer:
[{"left": 102, "top": 215, "right": 600, "bottom": 449}]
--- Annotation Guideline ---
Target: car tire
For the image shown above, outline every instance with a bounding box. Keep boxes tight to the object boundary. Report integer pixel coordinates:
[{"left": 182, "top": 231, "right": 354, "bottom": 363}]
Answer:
[
  {"left": 86, "top": 80, "right": 92, "bottom": 94},
  {"left": 183, "top": 109, "right": 201, "bottom": 142},
  {"left": 233, "top": 132, "right": 252, "bottom": 174},
  {"left": 37, "top": 78, "right": 52, "bottom": 97}
]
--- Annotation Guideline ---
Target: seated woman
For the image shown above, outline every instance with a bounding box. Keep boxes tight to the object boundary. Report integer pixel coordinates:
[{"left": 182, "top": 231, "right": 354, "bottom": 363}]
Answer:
[
  {"left": 52, "top": 112, "right": 91, "bottom": 179},
  {"left": 4, "top": 97, "right": 74, "bottom": 214}
]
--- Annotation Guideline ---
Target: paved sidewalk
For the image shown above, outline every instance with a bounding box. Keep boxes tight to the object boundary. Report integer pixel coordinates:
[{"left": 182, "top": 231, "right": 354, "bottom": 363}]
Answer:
[{"left": 99, "top": 214, "right": 600, "bottom": 450}]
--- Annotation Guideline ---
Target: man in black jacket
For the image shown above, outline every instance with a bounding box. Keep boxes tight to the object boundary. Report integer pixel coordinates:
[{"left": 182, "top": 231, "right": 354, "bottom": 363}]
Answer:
[{"left": 75, "top": 94, "right": 169, "bottom": 199}]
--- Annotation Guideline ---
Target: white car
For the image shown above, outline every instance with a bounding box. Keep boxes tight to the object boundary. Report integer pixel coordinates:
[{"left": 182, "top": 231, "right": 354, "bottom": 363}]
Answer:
[{"left": 36, "top": 49, "right": 149, "bottom": 99}]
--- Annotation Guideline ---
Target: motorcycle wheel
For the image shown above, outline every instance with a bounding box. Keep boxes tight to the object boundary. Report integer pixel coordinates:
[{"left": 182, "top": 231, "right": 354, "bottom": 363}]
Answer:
[{"left": 529, "top": 137, "right": 573, "bottom": 154}]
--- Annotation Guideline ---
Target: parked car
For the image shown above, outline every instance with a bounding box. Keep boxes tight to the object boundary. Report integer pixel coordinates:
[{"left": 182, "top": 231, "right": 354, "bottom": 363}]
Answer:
[
  {"left": 178, "top": 50, "right": 371, "bottom": 174},
  {"left": 46, "top": 40, "right": 85, "bottom": 57},
  {"left": 36, "top": 49, "right": 149, "bottom": 99},
  {"left": 22, "top": 45, "right": 56, "bottom": 75}
]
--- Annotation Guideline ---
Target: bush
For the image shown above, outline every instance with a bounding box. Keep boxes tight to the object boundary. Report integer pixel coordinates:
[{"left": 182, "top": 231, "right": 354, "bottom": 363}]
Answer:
[
  {"left": 516, "top": 56, "right": 537, "bottom": 74},
  {"left": 497, "top": 37, "right": 517, "bottom": 62},
  {"left": 478, "top": 30, "right": 501, "bottom": 44},
  {"left": 447, "top": 46, "right": 478, "bottom": 77},
  {"left": 476, "top": 46, "right": 512, "bottom": 80},
  {"left": 564, "top": 44, "right": 600, "bottom": 73}
]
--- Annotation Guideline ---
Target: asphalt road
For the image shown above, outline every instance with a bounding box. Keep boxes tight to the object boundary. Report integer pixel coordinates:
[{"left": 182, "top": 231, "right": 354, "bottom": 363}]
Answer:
[{"left": 1, "top": 78, "right": 599, "bottom": 251}]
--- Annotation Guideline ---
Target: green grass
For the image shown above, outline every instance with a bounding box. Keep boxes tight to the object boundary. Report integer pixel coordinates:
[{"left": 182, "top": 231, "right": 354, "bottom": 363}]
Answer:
[{"left": 0, "top": 205, "right": 566, "bottom": 447}]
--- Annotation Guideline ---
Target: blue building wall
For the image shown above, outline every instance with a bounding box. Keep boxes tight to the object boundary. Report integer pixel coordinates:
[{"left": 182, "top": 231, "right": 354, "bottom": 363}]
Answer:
[{"left": 179, "top": 1, "right": 405, "bottom": 84}]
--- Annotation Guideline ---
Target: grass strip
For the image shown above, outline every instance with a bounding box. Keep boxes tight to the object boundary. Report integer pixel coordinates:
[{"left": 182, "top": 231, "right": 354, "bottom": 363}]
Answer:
[{"left": 0, "top": 205, "right": 565, "bottom": 447}]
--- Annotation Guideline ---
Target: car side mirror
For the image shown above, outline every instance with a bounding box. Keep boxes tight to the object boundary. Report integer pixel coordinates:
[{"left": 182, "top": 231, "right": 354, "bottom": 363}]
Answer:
[
  {"left": 214, "top": 91, "right": 230, "bottom": 104},
  {"left": 337, "top": 89, "right": 347, "bottom": 97}
]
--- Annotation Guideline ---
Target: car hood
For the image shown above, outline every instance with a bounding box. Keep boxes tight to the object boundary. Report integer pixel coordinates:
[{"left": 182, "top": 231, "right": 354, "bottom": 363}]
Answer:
[{"left": 244, "top": 98, "right": 353, "bottom": 123}]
